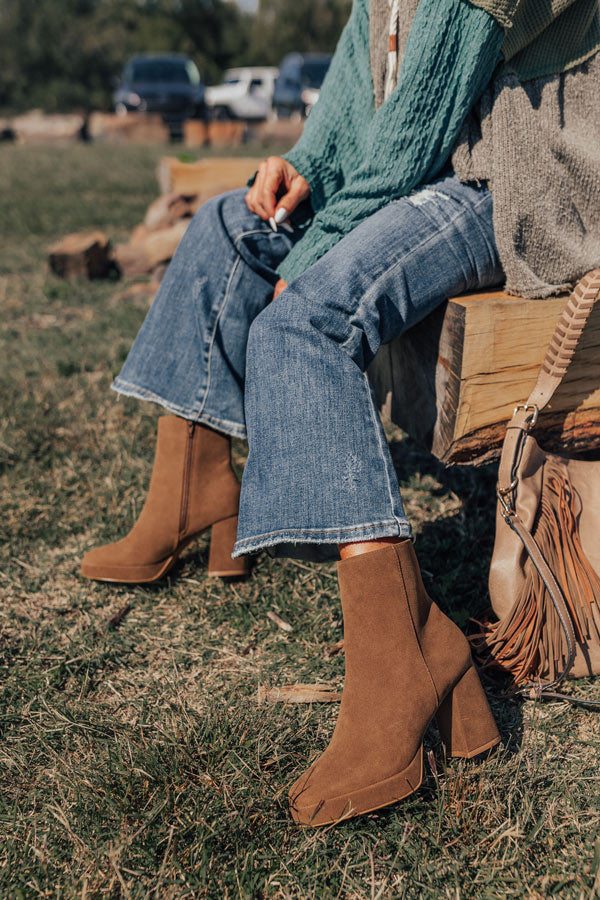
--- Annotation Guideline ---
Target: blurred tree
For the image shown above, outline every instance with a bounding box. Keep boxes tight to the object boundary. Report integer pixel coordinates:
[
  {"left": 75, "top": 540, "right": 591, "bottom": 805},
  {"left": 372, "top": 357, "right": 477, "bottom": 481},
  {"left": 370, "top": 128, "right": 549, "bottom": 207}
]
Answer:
[
  {"left": 161, "top": 0, "right": 251, "bottom": 83},
  {"left": 0, "top": 0, "right": 349, "bottom": 113},
  {"left": 243, "top": 0, "right": 351, "bottom": 65}
]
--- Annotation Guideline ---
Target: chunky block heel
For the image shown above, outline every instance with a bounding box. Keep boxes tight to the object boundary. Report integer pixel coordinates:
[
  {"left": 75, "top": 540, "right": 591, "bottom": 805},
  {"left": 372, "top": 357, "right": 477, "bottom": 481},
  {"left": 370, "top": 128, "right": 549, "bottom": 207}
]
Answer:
[
  {"left": 208, "top": 515, "right": 250, "bottom": 579},
  {"left": 435, "top": 665, "right": 500, "bottom": 758}
]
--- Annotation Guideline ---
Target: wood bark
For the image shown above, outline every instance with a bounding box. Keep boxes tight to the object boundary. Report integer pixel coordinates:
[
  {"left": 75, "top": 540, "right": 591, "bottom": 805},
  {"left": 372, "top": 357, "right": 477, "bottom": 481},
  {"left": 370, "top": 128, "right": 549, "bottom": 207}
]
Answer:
[
  {"left": 157, "top": 156, "right": 262, "bottom": 195},
  {"left": 114, "top": 220, "right": 189, "bottom": 277}
]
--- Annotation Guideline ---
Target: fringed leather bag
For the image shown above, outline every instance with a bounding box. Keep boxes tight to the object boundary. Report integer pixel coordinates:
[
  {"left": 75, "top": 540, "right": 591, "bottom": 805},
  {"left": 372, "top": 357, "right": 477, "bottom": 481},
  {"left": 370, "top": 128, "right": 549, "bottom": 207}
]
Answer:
[{"left": 470, "top": 269, "right": 600, "bottom": 707}]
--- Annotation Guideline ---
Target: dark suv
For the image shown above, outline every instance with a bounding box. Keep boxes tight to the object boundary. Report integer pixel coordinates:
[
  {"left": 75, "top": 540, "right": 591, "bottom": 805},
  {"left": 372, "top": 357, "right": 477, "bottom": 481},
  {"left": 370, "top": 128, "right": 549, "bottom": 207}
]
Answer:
[
  {"left": 113, "top": 54, "right": 206, "bottom": 132},
  {"left": 272, "top": 53, "right": 332, "bottom": 118}
]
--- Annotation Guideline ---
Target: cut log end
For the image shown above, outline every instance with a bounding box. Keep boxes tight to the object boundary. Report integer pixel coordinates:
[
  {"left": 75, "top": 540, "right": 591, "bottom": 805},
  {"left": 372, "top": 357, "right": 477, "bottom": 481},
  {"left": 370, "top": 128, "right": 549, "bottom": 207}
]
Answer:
[
  {"left": 371, "top": 282, "right": 600, "bottom": 466},
  {"left": 48, "top": 231, "right": 112, "bottom": 279}
]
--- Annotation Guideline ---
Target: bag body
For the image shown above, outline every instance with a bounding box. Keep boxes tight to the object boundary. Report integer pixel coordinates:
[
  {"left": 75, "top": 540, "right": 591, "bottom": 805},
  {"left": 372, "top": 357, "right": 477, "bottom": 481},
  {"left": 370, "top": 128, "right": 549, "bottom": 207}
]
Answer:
[
  {"left": 471, "top": 269, "right": 600, "bottom": 699},
  {"left": 487, "top": 438, "right": 600, "bottom": 682}
]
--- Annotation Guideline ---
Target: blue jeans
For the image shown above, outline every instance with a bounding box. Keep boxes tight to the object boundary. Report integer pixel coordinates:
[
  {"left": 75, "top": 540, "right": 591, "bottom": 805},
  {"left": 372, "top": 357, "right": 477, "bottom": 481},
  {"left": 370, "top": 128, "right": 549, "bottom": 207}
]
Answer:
[{"left": 113, "top": 173, "right": 503, "bottom": 561}]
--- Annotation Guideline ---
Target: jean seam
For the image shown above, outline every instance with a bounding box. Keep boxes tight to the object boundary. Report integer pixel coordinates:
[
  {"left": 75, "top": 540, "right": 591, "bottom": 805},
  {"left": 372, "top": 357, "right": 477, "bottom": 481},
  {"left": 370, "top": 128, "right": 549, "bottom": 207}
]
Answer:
[
  {"left": 195, "top": 226, "right": 281, "bottom": 421},
  {"left": 232, "top": 522, "right": 412, "bottom": 556},
  {"left": 233, "top": 228, "right": 275, "bottom": 247},
  {"left": 195, "top": 254, "right": 242, "bottom": 420},
  {"left": 363, "top": 372, "right": 404, "bottom": 527}
]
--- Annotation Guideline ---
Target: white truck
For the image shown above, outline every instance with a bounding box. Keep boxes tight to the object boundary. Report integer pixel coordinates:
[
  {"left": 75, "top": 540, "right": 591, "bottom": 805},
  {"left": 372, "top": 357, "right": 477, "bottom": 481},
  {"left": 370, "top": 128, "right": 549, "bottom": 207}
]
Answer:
[{"left": 205, "top": 67, "right": 279, "bottom": 121}]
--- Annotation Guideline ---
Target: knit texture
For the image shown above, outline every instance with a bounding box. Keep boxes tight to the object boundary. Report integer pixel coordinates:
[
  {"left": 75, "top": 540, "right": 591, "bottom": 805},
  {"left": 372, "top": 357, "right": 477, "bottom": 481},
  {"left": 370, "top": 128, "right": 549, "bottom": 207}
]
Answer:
[
  {"left": 472, "top": 0, "right": 600, "bottom": 79},
  {"left": 278, "top": 0, "right": 502, "bottom": 283},
  {"left": 368, "top": 0, "right": 600, "bottom": 296},
  {"left": 452, "top": 52, "right": 600, "bottom": 297}
]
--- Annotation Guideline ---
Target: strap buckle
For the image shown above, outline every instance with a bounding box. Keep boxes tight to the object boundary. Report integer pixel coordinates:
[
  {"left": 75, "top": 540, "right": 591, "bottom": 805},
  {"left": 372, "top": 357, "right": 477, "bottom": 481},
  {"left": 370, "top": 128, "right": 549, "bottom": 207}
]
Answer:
[
  {"left": 497, "top": 481, "right": 518, "bottom": 518},
  {"left": 513, "top": 403, "right": 539, "bottom": 431}
]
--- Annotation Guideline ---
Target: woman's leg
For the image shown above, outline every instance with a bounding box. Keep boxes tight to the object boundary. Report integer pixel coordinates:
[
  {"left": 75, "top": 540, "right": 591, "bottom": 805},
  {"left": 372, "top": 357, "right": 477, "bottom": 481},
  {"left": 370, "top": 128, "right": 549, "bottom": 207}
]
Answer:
[
  {"left": 82, "top": 188, "right": 301, "bottom": 583},
  {"left": 232, "top": 173, "right": 503, "bottom": 824},
  {"left": 234, "top": 172, "right": 503, "bottom": 559},
  {"left": 113, "top": 187, "right": 300, "bottom": 437}
]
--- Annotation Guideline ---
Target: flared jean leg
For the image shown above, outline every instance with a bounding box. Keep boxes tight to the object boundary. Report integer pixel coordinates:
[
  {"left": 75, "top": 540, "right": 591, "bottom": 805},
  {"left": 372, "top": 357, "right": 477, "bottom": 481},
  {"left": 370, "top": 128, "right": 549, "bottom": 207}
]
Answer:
[
  {"left": 233, "top": 173, "right": 504, "bottom": 560},
  {"left": 112, "top": 188, "right": 300, "bottom": 438}
]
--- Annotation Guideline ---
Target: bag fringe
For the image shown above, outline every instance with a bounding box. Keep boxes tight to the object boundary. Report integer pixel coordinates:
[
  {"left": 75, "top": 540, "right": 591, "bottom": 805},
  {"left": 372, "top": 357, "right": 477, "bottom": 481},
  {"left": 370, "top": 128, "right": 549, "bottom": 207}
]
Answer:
[{"left": 470, "top": 463, "right": 600, "bottom": 685}]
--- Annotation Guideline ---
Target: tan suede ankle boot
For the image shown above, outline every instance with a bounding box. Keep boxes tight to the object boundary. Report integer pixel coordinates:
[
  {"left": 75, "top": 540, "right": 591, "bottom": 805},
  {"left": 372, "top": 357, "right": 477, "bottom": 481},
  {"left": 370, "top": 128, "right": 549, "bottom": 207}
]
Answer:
[
  {"left": 288, "top": 541, "right": 499, "bottom": 826},
  {"left": 81, "top": 416, "right": 250, "bottom": 583}
]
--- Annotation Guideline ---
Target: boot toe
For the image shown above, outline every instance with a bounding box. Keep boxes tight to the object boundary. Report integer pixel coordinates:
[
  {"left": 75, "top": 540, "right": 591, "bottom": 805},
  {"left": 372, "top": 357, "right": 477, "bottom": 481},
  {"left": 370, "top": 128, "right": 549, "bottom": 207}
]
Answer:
[
  {"left": 288, "top": 766, "right": 336, "bottom": 826},
  {"left": 80, "top": 541, "right": 173, "bottom": 583},
  {"left": 81, "top": 543, "right": 114, "bottom": 575},
  {"left": 288, "top": 762, "right": 368, "bottom": 827},
  {"left": 288, "top": 745, "right": 424, "bottom": 827}
]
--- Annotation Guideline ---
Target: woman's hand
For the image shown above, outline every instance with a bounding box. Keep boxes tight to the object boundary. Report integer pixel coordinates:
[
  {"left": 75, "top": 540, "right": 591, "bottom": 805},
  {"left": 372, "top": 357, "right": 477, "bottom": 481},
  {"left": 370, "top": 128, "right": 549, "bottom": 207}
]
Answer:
[{"left": 245, "top": 157, "right": 310, "bottom": 224}]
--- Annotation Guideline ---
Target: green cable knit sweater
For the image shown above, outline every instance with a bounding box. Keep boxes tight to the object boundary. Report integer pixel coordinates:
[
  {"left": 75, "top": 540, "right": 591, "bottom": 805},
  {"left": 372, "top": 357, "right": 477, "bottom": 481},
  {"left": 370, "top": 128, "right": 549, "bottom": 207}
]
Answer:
[{"left": 278, "top": 0, "right": 502, "bottom": 283}]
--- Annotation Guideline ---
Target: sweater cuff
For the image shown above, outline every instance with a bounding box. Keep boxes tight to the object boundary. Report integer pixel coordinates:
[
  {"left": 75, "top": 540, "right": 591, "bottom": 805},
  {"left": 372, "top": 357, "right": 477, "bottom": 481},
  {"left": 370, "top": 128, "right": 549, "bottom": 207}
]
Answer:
[{"left": 282, "top": 147, "right": 343, "bottom": 212}]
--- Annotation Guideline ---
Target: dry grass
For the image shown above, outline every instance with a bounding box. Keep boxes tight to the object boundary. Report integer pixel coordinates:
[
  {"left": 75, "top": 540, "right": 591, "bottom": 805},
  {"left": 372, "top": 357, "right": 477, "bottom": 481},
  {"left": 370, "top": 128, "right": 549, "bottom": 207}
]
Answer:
[{"left": 1, "top": 142, "right": 599, "bottom": 899}]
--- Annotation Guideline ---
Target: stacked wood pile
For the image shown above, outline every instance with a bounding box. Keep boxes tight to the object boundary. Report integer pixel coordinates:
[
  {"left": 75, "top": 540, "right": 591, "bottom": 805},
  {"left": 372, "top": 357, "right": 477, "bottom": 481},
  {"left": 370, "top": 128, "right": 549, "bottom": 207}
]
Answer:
[
  {"left": 7, "top": 110, "right": 86, "bottom": 143},
  {"left": 248, "top": 118, "right": 304, "bottom": 147},
  {"left": 0, "top": 109, "right": 305, "bottom": 147},
  {"left": 49, "top": 156, "right": 262, "bottom": 284},
  {"left": 184, "top": 119, "right": 244, "bottom": 148},
  {"left": 0, "top": 110, "right": 168, "bottom": 145},
  {"left": 183, "top": 117, "right": 303, "bottom": 149},
  {"left": 88, "top": 112, "right": 170, "bottom": 144},
  {"left": 114, "top": 156, "right": 262, "bottom": 278}
]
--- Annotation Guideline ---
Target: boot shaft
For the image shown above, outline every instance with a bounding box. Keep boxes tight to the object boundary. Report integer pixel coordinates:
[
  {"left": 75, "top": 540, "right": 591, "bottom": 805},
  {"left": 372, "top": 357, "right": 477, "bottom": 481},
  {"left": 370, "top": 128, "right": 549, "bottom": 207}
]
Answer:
[
  {"left": 337, "top": 541, "right": 471, "bottom": 704},
  {"left": 139, "top": 416, "right": 240, "bottom": 546}
]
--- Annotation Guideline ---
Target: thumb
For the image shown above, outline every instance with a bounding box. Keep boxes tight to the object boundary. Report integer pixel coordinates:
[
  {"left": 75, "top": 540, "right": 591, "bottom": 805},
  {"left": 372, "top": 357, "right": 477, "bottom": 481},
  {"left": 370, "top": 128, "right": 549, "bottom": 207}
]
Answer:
[{"left": 275, "top": 176, "right": 310, "bottom": 219}]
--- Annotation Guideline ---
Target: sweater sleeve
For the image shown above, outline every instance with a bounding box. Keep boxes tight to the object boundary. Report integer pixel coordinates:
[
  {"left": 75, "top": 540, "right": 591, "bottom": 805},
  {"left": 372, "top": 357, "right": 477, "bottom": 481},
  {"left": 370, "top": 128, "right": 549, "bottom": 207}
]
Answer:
[
  {"left": 281, "top": 0, "right": 374, "bottom": 212},
  {"left": 277, "top": 0, "right": 504, "bottom": 284}
]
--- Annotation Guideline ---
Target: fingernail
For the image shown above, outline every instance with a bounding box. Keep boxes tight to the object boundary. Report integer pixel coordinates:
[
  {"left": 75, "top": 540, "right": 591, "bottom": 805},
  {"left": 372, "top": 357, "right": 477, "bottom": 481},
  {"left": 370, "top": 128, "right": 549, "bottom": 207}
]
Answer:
[
  {"left": 274, "top": 207, "right": 288, "bottom": 224},
  {"left": 280, "top": 221, "right": 294, "bottom": 233},
  {"left": 268, "top": 217, "right": 278, "bottom": 232}
]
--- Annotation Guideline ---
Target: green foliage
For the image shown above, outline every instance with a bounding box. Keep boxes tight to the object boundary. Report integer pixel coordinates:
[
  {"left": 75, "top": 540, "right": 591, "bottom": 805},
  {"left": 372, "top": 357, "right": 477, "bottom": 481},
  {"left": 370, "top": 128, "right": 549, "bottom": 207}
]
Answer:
[
  {"left": 243, "top": 0, "right": 352, "bottom": 66},
  {"left": 0, "top": 0, "right": 351, "bottom": 114}
]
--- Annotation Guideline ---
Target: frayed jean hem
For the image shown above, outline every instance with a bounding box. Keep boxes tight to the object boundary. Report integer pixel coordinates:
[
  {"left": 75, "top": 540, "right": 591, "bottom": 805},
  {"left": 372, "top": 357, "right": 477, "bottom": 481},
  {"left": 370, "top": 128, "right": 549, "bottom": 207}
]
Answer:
[
  {"left": 232, "top": 519, "right": 413, "bottom": 559},
  {"left": 111, "top": 378, "right": 248, "bottom": 440}
]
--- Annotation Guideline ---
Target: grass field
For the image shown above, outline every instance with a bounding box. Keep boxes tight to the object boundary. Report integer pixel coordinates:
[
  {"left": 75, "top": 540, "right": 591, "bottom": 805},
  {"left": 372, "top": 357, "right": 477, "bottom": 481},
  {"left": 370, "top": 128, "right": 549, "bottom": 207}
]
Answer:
[{"left": 1, "top": 141, "right": 599, "bottom": 899}]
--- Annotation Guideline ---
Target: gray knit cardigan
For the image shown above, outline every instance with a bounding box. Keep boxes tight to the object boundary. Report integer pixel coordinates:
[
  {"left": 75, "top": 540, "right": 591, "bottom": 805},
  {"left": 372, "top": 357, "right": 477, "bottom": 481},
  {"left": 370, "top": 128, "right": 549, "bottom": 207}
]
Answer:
[{"left": 371, "top": 0, "right": 600, "bottom": 298}]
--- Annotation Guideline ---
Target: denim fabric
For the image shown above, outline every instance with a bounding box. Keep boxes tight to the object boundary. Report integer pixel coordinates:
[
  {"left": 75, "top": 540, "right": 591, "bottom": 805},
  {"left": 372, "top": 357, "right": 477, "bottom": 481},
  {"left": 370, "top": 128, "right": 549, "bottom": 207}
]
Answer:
[{"left": 113, "top": 173, "right": 503, "bottom": 561}]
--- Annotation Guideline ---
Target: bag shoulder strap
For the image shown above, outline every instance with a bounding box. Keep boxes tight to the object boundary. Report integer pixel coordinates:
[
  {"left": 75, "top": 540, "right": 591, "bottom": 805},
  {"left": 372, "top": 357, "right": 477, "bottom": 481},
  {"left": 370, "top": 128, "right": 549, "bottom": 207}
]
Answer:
[
  {"left": 498, "top": 268, "right": 600, "bottom": 495},
  {"left": 526, "top": 268, "right": 600, "bottom": 414}
]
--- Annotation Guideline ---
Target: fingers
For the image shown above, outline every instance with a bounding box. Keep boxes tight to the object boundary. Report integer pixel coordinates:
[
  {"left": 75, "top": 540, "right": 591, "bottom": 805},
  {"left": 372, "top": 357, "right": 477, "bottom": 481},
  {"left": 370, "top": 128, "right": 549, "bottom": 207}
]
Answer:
[
  {"left": 245, "top": 157, "right": 311, "bottom": 222},
  {"left": 245, "top": 157, "right": 283, "bottom": 221},
  {"left": 262, "top": 166, "right": 283, "bottom": 219},
  {"left": 274, "top": 175, "right": 310, "bottom": 220},
  {"left": 245, "top": 160, "right": 269, "bottom": 219}
]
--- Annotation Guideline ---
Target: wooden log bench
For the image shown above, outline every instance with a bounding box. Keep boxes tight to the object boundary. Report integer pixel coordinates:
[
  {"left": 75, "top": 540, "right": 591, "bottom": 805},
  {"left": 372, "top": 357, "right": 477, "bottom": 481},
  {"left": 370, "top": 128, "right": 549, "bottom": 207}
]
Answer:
[{"left": 369, "top": 279, "right": 600, "bottom": 466}]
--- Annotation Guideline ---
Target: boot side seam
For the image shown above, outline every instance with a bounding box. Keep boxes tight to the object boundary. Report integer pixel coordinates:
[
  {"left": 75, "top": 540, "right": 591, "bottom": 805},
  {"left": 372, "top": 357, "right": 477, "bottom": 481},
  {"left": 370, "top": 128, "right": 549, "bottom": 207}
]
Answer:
[
  {"left": 178, "top": 422, "right": 195, "bottom": 539},
  {"left": 393, "top": 552, "right": 440, "bottom": 707}
]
